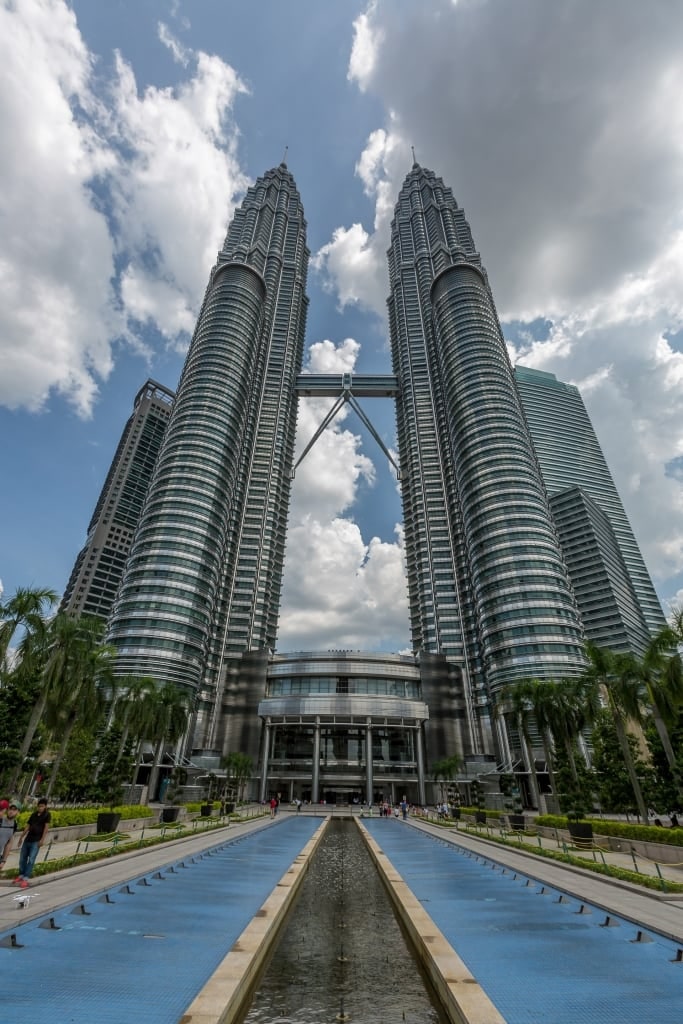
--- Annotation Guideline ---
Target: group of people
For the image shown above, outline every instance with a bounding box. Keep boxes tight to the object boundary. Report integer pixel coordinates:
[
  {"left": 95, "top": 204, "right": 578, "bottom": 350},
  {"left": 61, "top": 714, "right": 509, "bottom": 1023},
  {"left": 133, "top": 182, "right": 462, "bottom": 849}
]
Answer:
[
  {"left": 377, "top": 798, "right": 410, "bottom": 820},
  {"left": 0, "top": 797, "right": 51, "bottom": 888}
]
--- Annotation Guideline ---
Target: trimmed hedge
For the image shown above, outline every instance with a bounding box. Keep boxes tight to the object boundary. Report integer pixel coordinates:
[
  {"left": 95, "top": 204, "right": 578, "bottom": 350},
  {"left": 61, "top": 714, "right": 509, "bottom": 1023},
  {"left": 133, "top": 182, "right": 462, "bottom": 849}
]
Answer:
[
  {"left": 14, "top": 804, "right": 155, "bottom": 828},
  {"left": 458, "top": 806, "right": 504, "bottom": 820},
  {"left": 537, "top": 814, "right": 683, "bottom": 847}
]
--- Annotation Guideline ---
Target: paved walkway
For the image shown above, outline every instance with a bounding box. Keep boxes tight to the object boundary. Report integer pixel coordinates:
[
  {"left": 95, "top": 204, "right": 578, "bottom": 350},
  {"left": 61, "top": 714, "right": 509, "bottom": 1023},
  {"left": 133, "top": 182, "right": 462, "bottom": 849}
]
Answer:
[
  {"left": 416, "top": 813, "right": 683, "bottom": 890},
  {"left": 408, "top": 817, "right": 683, "bottom": 944}
]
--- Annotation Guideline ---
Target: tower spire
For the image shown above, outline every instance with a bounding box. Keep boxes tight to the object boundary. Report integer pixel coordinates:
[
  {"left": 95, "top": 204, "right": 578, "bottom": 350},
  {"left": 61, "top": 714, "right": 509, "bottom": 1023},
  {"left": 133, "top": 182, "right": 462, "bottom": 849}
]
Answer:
[
  {"left": 281, "top": 145, "right": 288, "bottom": 167},
  {"left": 411, "top": 145, "right": 417, "bottom": 167}
]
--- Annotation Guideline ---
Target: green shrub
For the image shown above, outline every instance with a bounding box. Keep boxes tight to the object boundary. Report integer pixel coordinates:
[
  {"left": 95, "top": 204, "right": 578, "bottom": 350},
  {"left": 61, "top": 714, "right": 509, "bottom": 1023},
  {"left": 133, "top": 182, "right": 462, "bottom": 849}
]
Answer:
[
  {"left": 536, "top": 814, "right": 683, "bottom": 847},
  {"left": 15, "top": 804, "right": 155, "bottom": 828}
]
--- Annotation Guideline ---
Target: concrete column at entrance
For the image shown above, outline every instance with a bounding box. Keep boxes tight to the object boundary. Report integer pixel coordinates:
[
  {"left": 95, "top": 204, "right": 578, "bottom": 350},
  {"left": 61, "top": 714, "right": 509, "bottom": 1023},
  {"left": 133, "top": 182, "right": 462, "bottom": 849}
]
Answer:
[
  {"left": 416, "top": 723, "right": 426, "bottom": 805},
  {"left": 365, "top": 719, "right": 373, "bottom": 806},
  {"left": 311, "top": 718, "right": 321, "bottom": 803},
  {"left": 259, "top": 719, "right": 271, "bottom": 803}
]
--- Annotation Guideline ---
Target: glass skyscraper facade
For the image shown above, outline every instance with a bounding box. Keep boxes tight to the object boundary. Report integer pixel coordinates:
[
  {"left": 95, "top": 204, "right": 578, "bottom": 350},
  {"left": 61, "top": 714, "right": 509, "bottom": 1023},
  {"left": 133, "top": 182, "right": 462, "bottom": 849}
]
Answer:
[
  {"left": 514, "top": 366, "right": 665, "bottom": 638},
  {"left": 94, "top": 161, "right": 664, "bottom": 797},
  {"left": 107, "top": 163, "right": 309, "bottom": 756},
  {"left": 548, "top": 486, "right": 652, "bottom": 655},
  {"left": 388, "top": 164, "right": 586, "bottom": 756},
  {"left": 61, "top": 379, "right": 174, "bottom": 622}
]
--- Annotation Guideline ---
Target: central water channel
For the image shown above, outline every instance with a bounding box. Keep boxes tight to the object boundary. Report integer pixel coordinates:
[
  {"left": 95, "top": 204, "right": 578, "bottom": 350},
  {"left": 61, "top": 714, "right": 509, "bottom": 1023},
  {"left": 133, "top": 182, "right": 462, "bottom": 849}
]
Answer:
[{"left": 241, "top": 818, "right": 448, "bottom": 1023}]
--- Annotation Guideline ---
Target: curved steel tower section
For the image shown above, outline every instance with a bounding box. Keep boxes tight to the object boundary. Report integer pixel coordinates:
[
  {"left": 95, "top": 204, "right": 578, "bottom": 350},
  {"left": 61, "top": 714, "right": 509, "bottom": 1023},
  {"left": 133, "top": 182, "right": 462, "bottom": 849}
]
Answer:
[
  {"left": 388, "top": 164, "right": 585, "bottom": 744},
  {"left": 107, "top": 164, "right": 309, "bottom": 710}
]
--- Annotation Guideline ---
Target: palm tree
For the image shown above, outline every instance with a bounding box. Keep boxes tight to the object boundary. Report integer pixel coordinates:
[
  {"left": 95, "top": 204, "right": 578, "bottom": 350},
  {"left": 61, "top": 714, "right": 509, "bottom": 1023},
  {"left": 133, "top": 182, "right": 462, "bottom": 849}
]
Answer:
[
  {"left": 7, "top": 611, "right": 87, "bottom": 793},
  {"left": 543, "top": 676, "right": 599, "bottom": 787},
  {"left": 498, "top": 681, "right": 544, "bottom": 811},
  {"left": 510, "top": 679, "right": 560, "bottom": 797},
  {"left": 584, "top": 642, "right": 650, "bottom": 822},
  {"left": 221, "top": 752, "right": 253, "bottom": 803},
  {"left": 0, "top": 585, "right": 57, "bottom": 669},
  {"left": 637, "top": 627, "right": 683, "bottom": 805},
  {"left": 43, "top": 627, "right": 117, "bottom": 800},
  {"left": 145, "top": 684, "right": 192, "bottom": 802},
  {"left": 109, "top": 676, "right": 159, "bottom": 773},
  {"left": 431, "top": 755, "right": 462, "bottom": 805}
]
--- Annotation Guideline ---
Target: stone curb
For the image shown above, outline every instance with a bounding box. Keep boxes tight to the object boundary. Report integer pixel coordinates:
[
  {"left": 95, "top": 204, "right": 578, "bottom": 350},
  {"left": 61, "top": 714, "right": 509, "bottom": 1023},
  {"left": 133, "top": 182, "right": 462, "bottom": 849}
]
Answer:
[
  {"left": 357, "top": 819, "right": 507, "bottom": 1024},
  {"left": 178, "top": 817, "right": 329, "bottom": 1024}
]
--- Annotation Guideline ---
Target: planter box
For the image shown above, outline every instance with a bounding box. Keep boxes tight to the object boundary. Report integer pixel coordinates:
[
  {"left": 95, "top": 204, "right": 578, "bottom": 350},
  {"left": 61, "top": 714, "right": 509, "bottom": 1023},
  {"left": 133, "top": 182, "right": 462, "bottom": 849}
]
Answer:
[
  {"left": 161, "top": 807, "right": 180, "bottom": 823},
  {"left": 200, "top": 804, "right": 214, "bottom": 817},
  {"left": 475, "top": 811, "right": 487, "bottom": 824},
  {"left": 508, "top": 813, "right": 526, "bottom": 831},
  {"left": 567, "top": 821, "right": 593, "bottom": 843},
  {"left": 96, "top": 812, "right": 121, "bottom": 834}
]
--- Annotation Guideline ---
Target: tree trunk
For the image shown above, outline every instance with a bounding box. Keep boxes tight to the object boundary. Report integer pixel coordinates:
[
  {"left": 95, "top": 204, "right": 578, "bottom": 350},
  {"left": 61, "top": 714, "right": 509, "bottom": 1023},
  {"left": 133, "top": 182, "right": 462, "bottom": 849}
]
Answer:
[
  {"left": 652, "top": 711, "right": 683, "bottom": 806},
  {"left": 147, "top": 738, "right": 165, "bottom": 802},
  {"left": 542, "top": 729, "right": 558, "bottom": 797},
  {"left": 612, "top": 712, "right": 649, "bottom": 823},
  {"left": 519, "top": 718, "right": 541, "bottom": 810},
  {"left": 8, "top": 688, "right": 50, "bottom": 794},
  {"left": 114, "top": 725, "right": 131, "bottom": 772},
  {"left": 45, "top": 717, "right": 77, "bottom": 800},
  {"left": 562, "top": 733, "right": 580, "bottom": 784}
]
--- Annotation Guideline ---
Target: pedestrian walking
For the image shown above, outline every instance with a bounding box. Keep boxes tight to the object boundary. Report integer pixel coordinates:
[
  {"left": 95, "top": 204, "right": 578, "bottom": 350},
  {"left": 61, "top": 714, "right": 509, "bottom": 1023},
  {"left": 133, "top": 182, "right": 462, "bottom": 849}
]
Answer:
[{"left": 16, "top": 797, "right": 51, "bottom": 888}]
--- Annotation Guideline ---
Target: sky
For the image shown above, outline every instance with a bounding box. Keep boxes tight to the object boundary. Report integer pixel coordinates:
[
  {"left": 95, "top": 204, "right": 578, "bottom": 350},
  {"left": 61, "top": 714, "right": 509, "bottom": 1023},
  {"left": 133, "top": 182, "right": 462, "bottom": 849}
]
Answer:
[{"left": 2, "top": 0, "right": 683, "bottom": 656}]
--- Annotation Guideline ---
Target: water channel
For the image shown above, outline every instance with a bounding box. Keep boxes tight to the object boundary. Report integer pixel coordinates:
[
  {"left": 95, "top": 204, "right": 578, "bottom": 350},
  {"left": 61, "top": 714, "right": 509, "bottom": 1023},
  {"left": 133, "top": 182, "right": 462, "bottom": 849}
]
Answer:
[{"left": 241, "top": 818, "right": 448, "bottom": 1023}]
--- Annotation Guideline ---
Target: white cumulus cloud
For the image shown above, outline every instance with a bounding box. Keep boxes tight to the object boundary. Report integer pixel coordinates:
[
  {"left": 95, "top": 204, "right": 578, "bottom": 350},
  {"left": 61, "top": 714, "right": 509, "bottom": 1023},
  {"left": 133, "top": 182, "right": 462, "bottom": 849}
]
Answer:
[
  {"left": 319, "top": 0, "right": 683, "bottom": 608},
  {"left": 0, "top": 0, "right": 249, "bottom": 415},
  {"left": 0, "top": 0, "right": 118, "bottom": 415}
]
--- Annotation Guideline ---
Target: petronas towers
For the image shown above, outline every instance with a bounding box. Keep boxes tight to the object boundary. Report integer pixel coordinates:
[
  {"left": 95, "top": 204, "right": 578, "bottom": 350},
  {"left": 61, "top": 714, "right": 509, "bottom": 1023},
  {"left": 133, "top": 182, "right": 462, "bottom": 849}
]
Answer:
[{"left": 101, "top": 159, "right": 660, "bottom": 779}]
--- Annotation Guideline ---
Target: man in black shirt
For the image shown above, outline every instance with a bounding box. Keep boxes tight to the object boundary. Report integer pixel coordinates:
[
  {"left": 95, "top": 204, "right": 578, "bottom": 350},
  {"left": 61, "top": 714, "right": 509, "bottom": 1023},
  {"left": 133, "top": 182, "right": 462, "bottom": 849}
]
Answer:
[{"left": 16, "top": 798, "right": 50, "bottom": 888}]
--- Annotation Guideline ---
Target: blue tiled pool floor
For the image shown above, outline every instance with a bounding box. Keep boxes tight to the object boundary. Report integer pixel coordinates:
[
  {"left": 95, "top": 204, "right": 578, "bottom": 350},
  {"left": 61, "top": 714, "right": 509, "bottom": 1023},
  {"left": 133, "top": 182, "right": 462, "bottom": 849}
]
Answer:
[
  {"left": 364, "top": 819, "right": 683, "bottom": 1023},
  {"left": 0, "top": 817, "right": 321, "bottom": 1024}
]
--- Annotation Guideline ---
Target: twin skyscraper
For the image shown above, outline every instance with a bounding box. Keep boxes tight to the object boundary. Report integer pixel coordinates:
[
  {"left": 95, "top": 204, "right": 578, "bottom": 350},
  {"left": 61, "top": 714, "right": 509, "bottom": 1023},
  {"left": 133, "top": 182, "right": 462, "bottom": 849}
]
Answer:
[{"left": 63, "top": 160, "right": 662, "bottom": 801}]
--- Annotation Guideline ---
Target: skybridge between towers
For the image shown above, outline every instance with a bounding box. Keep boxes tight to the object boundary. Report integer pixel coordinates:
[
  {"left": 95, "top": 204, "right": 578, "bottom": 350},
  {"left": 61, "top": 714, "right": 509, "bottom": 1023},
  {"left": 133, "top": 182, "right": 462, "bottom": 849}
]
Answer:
[{"left": 292, "top": 372, "right": 401, "bottom": 479}]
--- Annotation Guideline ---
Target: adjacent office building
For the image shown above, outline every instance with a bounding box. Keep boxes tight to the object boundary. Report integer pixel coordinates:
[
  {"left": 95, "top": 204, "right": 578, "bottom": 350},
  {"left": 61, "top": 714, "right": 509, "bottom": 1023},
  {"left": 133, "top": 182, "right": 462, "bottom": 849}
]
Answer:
[
  {"left": 95, "top": 162, "right": 662, "bottom": 801},
  {"left": 60, "top": 379, "right": 174, "bottom": 621},
  {"left": 547, "top": 486, "right": 652, "bottom": 655},
  {"left": 514, "top": 365, "right": 665, "bottom": 643}
]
